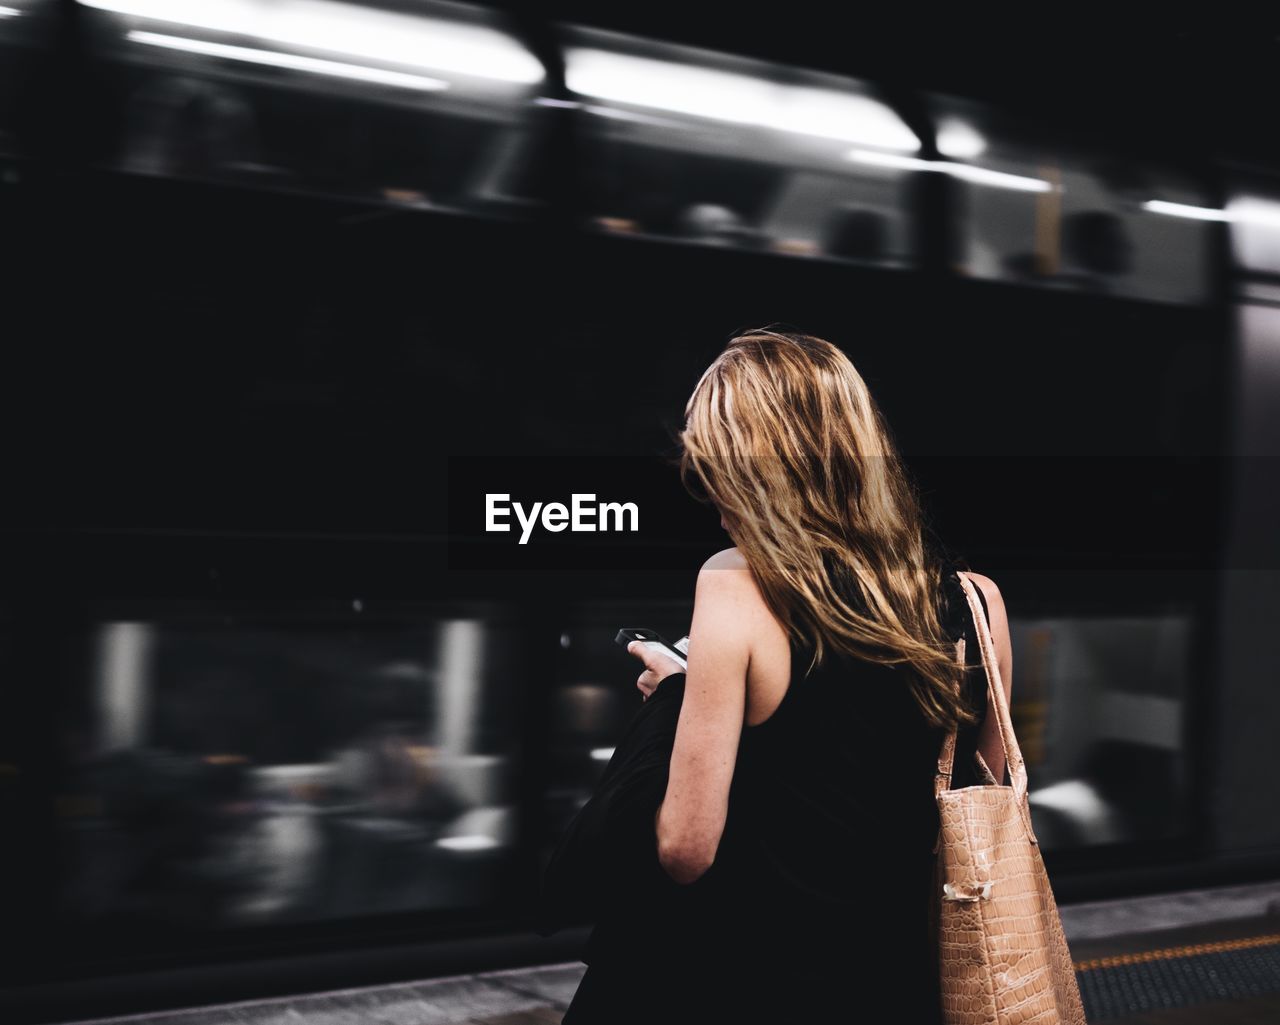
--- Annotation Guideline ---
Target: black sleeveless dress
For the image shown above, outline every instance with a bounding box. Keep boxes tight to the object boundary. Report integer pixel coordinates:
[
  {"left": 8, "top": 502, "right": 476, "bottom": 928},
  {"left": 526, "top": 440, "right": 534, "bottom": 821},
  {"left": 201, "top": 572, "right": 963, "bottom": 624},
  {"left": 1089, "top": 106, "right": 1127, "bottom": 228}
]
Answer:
[{"left": 562, "top": 561, "right": 990, "bottom": 1024}]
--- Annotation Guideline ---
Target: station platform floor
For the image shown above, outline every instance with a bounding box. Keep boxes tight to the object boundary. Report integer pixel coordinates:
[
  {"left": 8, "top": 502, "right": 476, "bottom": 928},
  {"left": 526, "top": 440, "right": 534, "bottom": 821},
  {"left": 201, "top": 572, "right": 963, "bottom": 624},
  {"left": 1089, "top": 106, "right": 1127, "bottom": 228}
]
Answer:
[{"left": 50, "top": 880, "right": 1280, "bottom": 1025}]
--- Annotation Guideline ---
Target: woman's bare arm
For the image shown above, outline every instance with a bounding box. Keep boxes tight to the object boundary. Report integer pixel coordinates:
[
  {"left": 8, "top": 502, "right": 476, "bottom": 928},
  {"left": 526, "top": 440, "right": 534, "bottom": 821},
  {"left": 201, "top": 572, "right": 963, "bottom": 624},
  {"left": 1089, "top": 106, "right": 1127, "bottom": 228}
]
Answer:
[{"left": 653, "top": 548, "right": 755, "bottom": 884}]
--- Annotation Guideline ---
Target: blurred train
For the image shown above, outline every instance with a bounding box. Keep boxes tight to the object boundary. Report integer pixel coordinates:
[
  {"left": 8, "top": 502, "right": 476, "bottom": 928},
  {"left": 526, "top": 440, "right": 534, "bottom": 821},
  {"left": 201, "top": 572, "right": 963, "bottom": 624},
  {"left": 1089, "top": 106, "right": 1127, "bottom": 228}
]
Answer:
[{"left": 3, "top": 2, "right": 1280, "bottom": 1021}]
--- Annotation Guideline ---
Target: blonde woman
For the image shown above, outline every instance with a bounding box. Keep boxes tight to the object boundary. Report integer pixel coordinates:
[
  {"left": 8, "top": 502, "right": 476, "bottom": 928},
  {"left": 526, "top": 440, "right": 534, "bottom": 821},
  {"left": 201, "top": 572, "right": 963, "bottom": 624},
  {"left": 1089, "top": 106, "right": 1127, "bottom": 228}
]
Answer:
[{"left": 561, "top": 327, "right": 1013, "bottom": 1023}]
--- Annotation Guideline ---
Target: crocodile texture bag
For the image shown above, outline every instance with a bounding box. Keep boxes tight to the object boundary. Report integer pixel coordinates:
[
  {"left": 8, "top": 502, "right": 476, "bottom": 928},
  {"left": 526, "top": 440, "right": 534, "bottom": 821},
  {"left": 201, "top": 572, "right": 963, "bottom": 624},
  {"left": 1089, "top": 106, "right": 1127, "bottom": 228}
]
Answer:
[{"left": 933, "top": 573, "right": 1087, "bottom": 1025}]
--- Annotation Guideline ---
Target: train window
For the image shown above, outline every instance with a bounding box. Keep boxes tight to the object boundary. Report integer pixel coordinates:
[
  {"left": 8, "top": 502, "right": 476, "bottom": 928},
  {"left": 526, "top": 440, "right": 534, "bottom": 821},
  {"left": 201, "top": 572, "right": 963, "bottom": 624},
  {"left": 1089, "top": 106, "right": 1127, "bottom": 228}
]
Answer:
[
  {"left": 926, "top": 93, "right": 1216, "bottom": 306},
  {"left": 74, "top": 0, "right": 550, "bottom": 216},
  {"left": 559, "top": 25, "right": 922, "bottom": 268},
  {"left": 53, "top": 607, "right": 522, "bottom": 936},
  {"left": 1011, "top": 613, "right": 1192, "bottom": 851}
]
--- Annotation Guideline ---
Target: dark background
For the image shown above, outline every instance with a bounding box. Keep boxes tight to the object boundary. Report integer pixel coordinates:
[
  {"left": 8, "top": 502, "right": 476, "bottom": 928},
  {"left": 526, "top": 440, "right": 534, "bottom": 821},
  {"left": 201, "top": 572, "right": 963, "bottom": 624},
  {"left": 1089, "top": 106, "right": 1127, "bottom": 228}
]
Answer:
[{"left": 3, "top": 7, "right": 1279, "bottom": 1022}]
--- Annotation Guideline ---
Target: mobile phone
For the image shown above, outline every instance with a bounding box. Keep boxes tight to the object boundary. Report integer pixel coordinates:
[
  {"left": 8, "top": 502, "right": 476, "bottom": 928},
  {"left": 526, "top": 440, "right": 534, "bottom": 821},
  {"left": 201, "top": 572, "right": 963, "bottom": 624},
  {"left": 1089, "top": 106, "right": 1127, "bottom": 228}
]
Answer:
[{"left": 615, "top": 627, "right": 688, "bottom": 670}]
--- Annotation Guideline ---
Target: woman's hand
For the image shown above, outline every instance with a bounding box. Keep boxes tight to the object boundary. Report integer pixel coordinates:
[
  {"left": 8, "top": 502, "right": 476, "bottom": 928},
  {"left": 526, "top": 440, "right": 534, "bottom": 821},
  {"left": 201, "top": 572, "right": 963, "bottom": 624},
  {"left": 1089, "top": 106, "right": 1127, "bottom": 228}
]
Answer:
[{"left": 626, "top": 640, "right": 685, "bottom": 701}]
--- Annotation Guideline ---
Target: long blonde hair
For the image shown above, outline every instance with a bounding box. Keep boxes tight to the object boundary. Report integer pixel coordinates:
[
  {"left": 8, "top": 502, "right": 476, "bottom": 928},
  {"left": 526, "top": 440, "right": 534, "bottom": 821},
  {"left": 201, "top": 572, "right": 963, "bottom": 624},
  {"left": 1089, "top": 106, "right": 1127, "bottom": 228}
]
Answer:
[{"left": 678, "top": 327, "right": 976, "bottom": 730}]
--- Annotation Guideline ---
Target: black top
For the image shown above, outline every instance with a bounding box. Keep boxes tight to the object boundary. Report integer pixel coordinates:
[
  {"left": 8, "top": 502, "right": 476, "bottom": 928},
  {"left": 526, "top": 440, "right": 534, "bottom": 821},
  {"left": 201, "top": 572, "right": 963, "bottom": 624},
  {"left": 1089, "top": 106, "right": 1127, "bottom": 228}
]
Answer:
[{"left": 561, "top": 559, "right": 991, "bottom": 1024}]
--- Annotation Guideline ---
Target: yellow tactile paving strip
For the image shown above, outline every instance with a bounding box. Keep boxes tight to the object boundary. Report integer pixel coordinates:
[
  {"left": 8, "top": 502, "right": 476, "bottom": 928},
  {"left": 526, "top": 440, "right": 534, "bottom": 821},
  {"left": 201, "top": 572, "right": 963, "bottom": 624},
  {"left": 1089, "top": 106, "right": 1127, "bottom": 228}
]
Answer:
[{"left": 1074, "top": 932, "right": 1280, "bottom": 972}]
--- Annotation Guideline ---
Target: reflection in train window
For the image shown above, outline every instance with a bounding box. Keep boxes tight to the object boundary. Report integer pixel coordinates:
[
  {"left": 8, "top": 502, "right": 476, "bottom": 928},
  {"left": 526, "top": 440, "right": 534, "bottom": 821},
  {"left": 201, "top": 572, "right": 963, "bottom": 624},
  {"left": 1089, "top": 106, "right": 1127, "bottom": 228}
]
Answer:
[
  {"left": 75, "top": 0, "right": 549, "bottom": 215},
  {"left": 927, "top": 93, "right": 1215, "bottom": 306},
  {"left": 1011, "top": 614, "right": 1192, "bottom": 850},
  {"left": 560, "top": 25, "right": 921, "bottom": 268},
  {"left": 55, "top": 610, "right": 520, "bottom": 931}
]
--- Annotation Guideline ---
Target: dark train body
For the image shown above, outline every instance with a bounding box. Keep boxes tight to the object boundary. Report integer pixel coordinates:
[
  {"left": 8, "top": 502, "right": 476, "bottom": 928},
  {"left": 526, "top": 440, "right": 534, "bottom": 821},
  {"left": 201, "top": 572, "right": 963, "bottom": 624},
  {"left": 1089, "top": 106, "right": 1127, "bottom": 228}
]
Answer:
[{"left": 2, "top": 5, "right": 1278, "bottom": 1021}]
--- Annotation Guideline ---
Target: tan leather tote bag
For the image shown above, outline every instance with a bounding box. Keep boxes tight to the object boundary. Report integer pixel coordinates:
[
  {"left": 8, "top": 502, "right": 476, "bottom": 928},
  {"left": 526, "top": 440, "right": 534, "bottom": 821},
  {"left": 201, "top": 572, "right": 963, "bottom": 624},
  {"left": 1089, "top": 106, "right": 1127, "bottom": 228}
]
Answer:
[{"left": 933, "top": 573, "right": 1088, "bottom": 1025}]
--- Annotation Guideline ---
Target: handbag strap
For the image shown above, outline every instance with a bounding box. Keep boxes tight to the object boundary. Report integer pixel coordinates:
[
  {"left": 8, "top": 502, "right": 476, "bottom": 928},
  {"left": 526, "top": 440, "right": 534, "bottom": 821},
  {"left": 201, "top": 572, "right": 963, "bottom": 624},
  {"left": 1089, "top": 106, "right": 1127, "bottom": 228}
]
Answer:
[{"left": 934, "top": 573, "right": 1030, "bottom": 809}]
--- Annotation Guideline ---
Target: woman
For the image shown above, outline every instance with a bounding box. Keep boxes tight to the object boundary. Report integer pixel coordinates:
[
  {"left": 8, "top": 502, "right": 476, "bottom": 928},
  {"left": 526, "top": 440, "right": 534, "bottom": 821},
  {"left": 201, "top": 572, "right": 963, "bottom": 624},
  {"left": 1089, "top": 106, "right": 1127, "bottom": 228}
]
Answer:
[{"left": 562, "top": 327, "right": 1014, "bottom": 1023}]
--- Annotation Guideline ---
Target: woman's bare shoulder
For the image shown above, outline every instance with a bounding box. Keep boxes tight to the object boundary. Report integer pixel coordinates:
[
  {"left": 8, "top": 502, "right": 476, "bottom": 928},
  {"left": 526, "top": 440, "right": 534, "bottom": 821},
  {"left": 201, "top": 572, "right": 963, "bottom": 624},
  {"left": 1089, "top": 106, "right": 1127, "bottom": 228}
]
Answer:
[
  {"left": 701, "top": 546, "right": 749, "bottom": 572},
  {"left": 956, "top": 570, "right": 1005, "bottom": 616},
  {"left": 694, "top": 548, "right": 789, "bottom": 677},
  {"left": 696, "top": 547, "right": 769, "bottom": 615}
]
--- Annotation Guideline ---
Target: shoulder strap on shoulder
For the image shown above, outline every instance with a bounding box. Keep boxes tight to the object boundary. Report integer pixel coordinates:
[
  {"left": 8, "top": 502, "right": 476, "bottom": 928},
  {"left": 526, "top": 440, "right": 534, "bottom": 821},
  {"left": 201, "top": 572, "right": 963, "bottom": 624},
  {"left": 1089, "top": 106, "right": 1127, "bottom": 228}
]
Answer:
[{"left": 935, "top": 574, "right": 1036, "bottom": 842}]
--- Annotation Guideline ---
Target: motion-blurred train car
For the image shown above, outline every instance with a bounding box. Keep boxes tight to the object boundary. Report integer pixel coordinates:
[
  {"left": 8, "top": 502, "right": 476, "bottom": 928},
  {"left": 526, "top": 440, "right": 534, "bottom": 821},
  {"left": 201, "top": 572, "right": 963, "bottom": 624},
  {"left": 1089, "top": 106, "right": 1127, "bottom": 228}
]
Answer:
[{"left": 3, "top": 3, "right": 1279, "bottom": 1021}]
